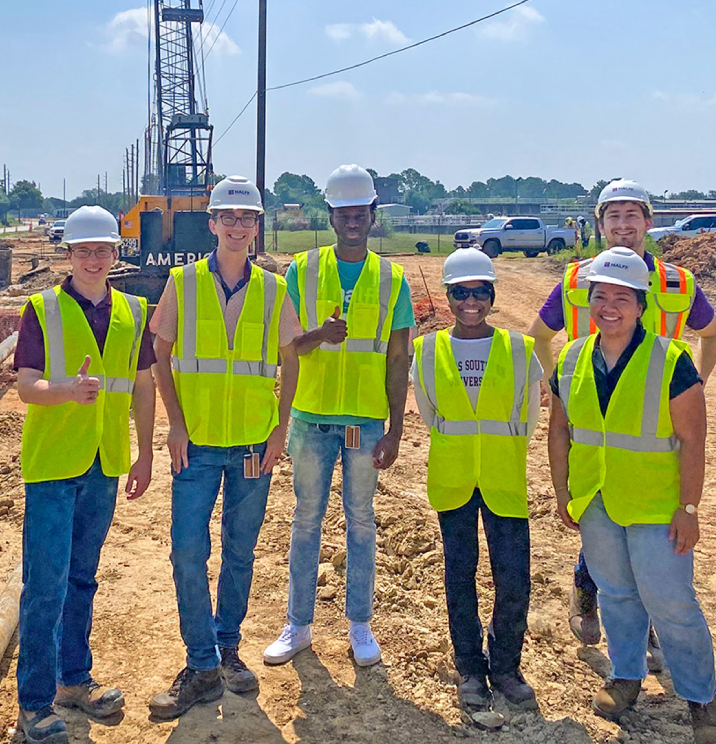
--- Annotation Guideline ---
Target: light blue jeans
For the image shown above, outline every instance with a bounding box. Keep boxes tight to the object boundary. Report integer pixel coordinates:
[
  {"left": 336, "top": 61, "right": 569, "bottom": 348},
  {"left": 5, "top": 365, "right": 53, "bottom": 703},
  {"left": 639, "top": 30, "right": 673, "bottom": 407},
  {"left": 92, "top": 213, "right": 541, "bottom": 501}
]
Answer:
[
  {"left": 581, "top": 494, "right": 716, "bottom": 703},
  {"left": 286, "top": 417, "right": 384, "bottom": 626},
  {"left": 171, "top": 441, "right": 271, "bottom": 671}
]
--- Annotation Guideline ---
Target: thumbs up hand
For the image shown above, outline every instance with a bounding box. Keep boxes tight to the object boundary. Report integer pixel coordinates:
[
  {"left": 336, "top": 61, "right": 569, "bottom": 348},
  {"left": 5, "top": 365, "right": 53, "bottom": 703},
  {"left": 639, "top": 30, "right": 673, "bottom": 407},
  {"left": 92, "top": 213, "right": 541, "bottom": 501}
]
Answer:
[
  {"left": 71, "top": 355, "right": 101, "bottom": 405},
  {"left": 320, "top": 305, "right": 348, "bottom": 345}
]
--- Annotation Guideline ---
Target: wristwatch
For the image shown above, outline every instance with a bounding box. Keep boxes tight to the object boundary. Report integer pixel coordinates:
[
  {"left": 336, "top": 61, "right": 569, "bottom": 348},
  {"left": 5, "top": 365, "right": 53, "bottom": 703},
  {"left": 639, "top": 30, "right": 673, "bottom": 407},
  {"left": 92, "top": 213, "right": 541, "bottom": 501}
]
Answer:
[{"left": 679, "top": 503, "right": 698, "bottom": 516}]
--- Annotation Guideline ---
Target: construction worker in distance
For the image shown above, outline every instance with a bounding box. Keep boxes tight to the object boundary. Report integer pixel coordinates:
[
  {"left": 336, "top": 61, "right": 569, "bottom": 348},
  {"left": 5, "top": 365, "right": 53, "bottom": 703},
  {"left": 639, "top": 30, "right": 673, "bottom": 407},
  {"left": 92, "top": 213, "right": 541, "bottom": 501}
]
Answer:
[
  {"left": 13, "top": 205, "right": 156, "bottom": 744},
  {"left": 263, "top": 164, "right": 414, "bottom": 667},
  {"left": 149, "top": 176, "right": 300, "bottom": 719},
  {"left": 412, "top": 248, "right": 542, "bottom": 714},
  {"left": 528, "top": 178, "right": 716, "bottom": 664},
  {"left": 548, "top": 247, "right": 716, "bottom": 741}
]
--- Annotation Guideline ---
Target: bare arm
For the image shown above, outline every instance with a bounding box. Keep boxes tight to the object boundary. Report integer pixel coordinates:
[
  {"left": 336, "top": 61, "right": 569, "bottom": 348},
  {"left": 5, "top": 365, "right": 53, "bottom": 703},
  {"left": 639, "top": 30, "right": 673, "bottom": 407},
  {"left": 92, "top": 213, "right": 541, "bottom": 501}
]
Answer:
[
  {"left": 547, "top": 392, "right": 579, "bottom": 531},
  {"left": 669, "top": 382, "right": 706, "bottom": 554},
  {"left": 261, "top": 341, "right": 299, "bottom": 474},
  {"left": 17, "top": 356, "right": 100, "bottom": 406},
  {"left": 695, "top": 316, "right": 716, "bottom": 384},
  {"left": 372, "top": 327, "right": 410, "bottom": 469},
  {"left": 527, "top": 316, "right": 558, "bottom": 383},
  {"left": 125, "top": 368, "right": 156, "bottom": 500},
  {"left": 153, "top": 335, "right": 189, "bottom": 473}
]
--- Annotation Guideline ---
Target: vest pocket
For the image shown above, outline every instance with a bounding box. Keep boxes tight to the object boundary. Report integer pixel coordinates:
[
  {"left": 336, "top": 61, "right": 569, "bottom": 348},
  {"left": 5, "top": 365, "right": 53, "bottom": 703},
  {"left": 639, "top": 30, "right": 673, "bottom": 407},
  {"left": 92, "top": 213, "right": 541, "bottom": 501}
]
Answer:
[
  {"left": 564, "top": 288, "right": 590, "bottom": 308},
  {"left": 651, "top": 292, "right": 693, "bottom": 314},
  {"left": 350, "top": 303, "right": 379, "bottom": 338},
  {"left": 238, "top": 322, "right": 264, "bottom": 360}
]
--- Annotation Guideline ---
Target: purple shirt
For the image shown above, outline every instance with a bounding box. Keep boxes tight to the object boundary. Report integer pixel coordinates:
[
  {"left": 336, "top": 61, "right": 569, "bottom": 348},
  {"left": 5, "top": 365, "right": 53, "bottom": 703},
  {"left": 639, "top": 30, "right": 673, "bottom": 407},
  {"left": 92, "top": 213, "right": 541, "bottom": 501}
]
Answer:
[
  {"left": 539, "top": 251, "right": 715, "bottom": 332},
  {"left": 14, "top": 277, "right": 156, "bottom": 372}
]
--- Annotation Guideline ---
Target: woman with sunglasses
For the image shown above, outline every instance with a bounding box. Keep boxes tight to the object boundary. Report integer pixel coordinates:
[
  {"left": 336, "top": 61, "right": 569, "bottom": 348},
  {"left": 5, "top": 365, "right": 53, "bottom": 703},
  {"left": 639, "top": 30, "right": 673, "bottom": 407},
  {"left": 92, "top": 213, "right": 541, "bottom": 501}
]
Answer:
[
  {"left": 549, "top": 247, "right": 716, "bottom": 740},
  {"left": 412, "top": 248, "right": 542, "bottom": 715}
]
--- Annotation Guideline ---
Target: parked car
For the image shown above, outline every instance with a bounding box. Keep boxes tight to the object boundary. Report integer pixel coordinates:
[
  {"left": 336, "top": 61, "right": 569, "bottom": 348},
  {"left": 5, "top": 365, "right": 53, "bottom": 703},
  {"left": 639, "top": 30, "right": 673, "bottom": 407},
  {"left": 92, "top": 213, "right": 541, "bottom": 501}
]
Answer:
[
  {"left": 648, "top": 214, "right": 716, "bottom": 241},
  {"left": 48, "top": 220, "right": 66, "bottom": 242},
  {"left": 454, "top": 217, "right": 577, "bottom": 258}
]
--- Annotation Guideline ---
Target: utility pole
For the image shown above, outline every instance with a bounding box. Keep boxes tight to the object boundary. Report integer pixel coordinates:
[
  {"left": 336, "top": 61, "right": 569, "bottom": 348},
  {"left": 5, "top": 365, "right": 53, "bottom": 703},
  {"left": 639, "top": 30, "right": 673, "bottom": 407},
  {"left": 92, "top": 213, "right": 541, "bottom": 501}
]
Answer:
[
  {"left": 63, "top": 179, "right": 66, "bottom": 216},
  {"left": 136, "top": 138, "right": 140, "bottom": 199},
  {"left": 98, "top": 174, "right": 102, "bottom": 206},
  {"left": 256, "top": 0, "right": 267, "bottom": 254}
]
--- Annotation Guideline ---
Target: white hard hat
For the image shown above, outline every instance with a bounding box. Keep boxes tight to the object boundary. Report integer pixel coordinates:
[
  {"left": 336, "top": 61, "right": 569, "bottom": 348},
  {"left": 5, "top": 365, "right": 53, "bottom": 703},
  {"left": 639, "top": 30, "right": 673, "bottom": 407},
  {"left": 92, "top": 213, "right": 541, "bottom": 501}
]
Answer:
[
  {"left": 596, "top": 179, "right": 653, "bottom": 218},
  {"left": 442, "top": 248, "right": 497, "bottom": 285},
  {"left": 61, "top": 205, "right": 120, "bottom": 247},
  {"left": 325, "top": 164, "right": 377, "bottom": 208},
  {"left": 208, "top": 175, "right": 264, "bottom": 214},
  {"left": 586, "top": 247, "right": 649, "bottom": 291}
]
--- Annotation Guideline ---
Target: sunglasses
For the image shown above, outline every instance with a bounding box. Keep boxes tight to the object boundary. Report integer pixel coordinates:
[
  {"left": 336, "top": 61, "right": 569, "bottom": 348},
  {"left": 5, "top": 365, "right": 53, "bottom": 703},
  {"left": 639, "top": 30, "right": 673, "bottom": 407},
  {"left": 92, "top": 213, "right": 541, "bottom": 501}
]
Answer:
[{"left": 448, "top": 285, "right": 493, "bottom": 301}]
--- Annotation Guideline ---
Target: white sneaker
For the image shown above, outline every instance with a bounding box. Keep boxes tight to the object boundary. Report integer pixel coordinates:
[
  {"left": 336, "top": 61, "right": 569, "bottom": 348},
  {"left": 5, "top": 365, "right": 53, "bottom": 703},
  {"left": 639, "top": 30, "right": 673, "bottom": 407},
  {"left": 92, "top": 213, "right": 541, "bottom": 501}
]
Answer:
[
  {"left": 350, "top": 622, "right": 382, "bottom": 667},
  {"left": 263, "top": 624, "right": 312, "bottom": 665}
]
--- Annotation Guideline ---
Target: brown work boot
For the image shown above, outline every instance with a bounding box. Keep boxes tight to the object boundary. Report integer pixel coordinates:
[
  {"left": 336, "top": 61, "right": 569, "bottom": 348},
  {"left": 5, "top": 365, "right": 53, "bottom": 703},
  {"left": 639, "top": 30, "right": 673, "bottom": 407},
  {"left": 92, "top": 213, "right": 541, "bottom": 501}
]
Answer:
[
  {"left": 568, "top": 582, "right": 601, "bottom": 645},
  {"left": 149, "top": 666, "right": 224, "bottom": 720},
  {"left": 18, "top": 705, "right": 68, "bottom": 744},
  {"left": 689, "top": 698, "right": 716, "bottom": 744},
  {"left": 592, "top": 678, "right": 642, "bottom": 720},
  {"left": 219, "top": 647, "right": 258, "bottom": 694},
  {"left": 55, "top": 678, "right": 124, "bottom": 718}
]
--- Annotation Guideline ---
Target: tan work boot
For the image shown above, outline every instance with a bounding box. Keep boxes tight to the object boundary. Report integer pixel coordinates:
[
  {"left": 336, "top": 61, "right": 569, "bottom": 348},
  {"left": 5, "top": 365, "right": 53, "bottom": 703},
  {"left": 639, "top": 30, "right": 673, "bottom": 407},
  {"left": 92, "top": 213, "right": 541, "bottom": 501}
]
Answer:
[
  {"left": 689, "top": 698, "right": 716, "bottom": 744},
  {"left": 592, "top": 678, "right": 641, "bottom": 720},
  {"left": 568, "top": 582, "right": 601, "bottom": 645},
  {"left": 55, "top": 679, "right": 124, "bottom": 718}
]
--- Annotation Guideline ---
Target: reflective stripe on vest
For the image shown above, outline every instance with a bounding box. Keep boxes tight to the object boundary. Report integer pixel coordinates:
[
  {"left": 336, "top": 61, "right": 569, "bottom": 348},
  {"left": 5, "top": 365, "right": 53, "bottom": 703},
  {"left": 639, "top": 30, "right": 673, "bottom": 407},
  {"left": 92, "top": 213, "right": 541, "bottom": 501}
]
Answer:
[
  {"left": 171, "top": 261, "right": 279, "bottom": 379},
  {"left": 561, "top": 256, "right": 695, "bottom": 341},
  {"left": 40, "top": 287, "right": 143, "bottom": 394},
  {"left": 302, "top": 247, "right": 393, "bottom": 354},
  {"left": 420, "top": 331, "right": 528, "bottom": 437}
]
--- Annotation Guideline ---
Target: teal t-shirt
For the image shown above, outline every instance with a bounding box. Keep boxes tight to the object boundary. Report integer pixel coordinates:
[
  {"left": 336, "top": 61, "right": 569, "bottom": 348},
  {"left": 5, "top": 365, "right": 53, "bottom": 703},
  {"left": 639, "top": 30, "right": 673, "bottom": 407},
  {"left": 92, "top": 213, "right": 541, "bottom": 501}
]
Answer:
[{"left": 285, "top": 253, "right": 415, "bottom": 425}]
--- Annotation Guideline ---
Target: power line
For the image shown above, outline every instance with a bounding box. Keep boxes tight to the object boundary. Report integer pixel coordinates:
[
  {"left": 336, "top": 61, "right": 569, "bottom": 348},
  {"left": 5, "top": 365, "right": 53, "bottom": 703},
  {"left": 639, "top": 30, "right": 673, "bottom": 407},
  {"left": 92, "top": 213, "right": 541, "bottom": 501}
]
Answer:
[
  {"left": 214, "top": 92, "right": 257, "bottom": 145},
  {"left": 214, "top": 0, "right": 532, "bottom": 142}
]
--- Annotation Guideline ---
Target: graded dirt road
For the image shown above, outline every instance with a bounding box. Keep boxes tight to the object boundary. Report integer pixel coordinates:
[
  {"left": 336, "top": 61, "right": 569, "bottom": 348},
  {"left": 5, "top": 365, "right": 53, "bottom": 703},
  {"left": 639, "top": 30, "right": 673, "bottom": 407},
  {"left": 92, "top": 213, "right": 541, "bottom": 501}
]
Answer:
[{"left": 0, "top": 248, "right": 715, "bottom": 744}]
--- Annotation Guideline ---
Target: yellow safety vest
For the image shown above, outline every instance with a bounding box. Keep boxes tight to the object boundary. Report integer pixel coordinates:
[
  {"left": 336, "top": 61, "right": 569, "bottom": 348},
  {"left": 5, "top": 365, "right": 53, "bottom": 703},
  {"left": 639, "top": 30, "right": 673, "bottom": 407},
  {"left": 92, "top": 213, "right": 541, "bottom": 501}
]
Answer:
[
  {"left": 414, "top": 328, "right": 532, "bottom": 516},
  {"left": 21, "top": 286, "right": 146, "bottom": 482},
  {"left": 172, "top": 259, "right": 286, "bottom": 447},
  {"left": 556, "top": 332, "right": 682, "bottom": 526},
  {"left": 562, "top": 255, "right": 695, "bottom": 341},
  {"left": 293, "top": 246, "right": 403, "bottom": 419}
]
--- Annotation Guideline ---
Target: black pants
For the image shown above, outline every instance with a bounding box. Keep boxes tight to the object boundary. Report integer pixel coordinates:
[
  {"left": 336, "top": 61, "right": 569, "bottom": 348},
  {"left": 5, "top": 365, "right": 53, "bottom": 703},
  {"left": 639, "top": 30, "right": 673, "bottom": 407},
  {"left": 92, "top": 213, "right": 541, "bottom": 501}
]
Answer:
[{"left": 437, "top": 488, "right": 530, "bottom": 677}]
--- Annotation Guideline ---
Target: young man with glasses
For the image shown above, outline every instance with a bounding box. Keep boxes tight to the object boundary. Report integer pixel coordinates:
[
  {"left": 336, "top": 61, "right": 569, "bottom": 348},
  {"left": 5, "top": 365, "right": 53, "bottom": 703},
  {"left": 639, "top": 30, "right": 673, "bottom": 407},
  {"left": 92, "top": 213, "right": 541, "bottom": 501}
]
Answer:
[
  {"left": 14, "top": 205, "right": 156, "bottom": 744},
  {"left": 412, "top": 248, "right": 542, "bottom": 715},
  {"left": 149, "top": 176, "right": 301, "bottom": 719},
  {"left": 264, "top": 165, "right": 414, "bottom": 668}
]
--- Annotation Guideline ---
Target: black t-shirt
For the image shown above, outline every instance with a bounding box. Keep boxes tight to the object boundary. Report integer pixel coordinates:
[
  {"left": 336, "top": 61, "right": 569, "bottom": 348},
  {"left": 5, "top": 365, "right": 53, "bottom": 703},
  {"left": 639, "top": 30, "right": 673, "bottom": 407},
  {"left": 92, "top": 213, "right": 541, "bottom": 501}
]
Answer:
[{"left": 549, "top": 323, "right": 701, "bottom": 416}]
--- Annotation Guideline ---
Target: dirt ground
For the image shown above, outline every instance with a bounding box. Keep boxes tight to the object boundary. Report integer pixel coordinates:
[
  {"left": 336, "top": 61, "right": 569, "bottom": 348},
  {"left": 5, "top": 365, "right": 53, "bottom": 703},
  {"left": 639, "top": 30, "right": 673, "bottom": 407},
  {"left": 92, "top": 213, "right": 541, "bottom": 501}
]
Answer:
[{"left": 1, "top": 237, "right": 716, "bottom": 743}]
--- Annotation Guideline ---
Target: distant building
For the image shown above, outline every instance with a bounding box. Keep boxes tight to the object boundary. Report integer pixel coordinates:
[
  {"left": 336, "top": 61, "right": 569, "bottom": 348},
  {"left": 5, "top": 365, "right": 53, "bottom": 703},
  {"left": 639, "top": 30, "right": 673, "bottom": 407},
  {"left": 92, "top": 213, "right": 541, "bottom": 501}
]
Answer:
[
  {"left": 377, "top": 204, "right": 412, "bottom": 218},
  {"left": 374, "top": 177, "right": 402, "bottom": 205}
]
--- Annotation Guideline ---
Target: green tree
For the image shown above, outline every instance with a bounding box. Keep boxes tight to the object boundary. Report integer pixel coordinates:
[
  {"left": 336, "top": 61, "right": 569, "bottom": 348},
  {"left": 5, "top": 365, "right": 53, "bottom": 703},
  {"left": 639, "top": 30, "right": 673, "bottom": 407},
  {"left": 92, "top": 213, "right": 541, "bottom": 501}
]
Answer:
[
  {"left": 273, "top": 172, "right": 323, "bottom": 208},
  {"left": 0, "top": 191, "right": 10, "bottom": 224},
  {"left": 445, "top": 199, "right": 474, "bottom": 215},
  {"left": 588, "top": 180, "right": 609, "bottom": 199},
  {"left": 673, "top": 189, "right": 707, "bottom": 200},
  {"left": 9, "top": 180, "right": 43, "bottom": 213}
]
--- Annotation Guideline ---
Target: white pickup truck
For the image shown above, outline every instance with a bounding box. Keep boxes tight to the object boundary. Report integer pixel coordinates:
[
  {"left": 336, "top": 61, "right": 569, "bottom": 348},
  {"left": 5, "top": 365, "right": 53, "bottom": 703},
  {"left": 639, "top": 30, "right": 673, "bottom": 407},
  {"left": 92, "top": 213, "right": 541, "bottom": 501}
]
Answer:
[{"left": 453, "top": 217, "right": 577, "bottom": 258}]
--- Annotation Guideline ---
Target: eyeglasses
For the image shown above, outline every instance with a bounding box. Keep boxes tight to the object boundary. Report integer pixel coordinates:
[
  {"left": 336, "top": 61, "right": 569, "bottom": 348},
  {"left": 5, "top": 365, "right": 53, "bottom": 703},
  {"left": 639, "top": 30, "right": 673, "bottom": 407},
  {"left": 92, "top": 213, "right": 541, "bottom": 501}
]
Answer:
[
  {"left": 448, "top": 285, "right": 493, "bottom": 301},
  {"left": 217, "top": 213, "right": 258, "bottom": 227},
  {"left": 69, "top": 246, "right": 115, "bottom": 259}
]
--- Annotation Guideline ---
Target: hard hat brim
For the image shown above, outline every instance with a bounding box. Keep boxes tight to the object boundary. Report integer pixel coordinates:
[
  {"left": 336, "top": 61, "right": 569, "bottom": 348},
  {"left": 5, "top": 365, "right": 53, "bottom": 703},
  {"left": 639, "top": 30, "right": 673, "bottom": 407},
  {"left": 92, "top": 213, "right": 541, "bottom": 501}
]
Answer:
[
  {"left": 325, "top": 197, "right": 377, "bottom": 208},
  {"left": 61, "top": 237, "right": 121, "bottom": 247},
  {"left": 206, "top": 205, "right": 265, "bottom": 215},
  {"left": 586, "top": 274, "right": 649, "bottom": 292},
  {"left": 442, "top": 274, "right": 497, "bottom": 285}
]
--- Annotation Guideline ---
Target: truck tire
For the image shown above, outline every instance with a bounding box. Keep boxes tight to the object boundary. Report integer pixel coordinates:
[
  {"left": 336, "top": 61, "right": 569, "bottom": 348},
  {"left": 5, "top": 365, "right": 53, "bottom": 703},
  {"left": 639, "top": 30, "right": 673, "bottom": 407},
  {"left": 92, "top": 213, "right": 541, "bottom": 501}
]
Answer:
[
  {"left": 523, "top": 250, "right": 540, "bottom": 258},
  {"left": 482, "top": 240, "right": 500, "bottom": 259},
  {"left": 547, "top": 239, "right": 565, "bottom": 255}
]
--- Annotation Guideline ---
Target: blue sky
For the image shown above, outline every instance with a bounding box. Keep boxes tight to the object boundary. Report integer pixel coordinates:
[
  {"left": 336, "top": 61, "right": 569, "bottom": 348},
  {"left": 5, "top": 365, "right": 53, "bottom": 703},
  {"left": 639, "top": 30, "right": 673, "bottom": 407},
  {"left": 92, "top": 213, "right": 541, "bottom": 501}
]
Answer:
[{"left": 2, "top": 0, "right": 715, "bottom": 199}]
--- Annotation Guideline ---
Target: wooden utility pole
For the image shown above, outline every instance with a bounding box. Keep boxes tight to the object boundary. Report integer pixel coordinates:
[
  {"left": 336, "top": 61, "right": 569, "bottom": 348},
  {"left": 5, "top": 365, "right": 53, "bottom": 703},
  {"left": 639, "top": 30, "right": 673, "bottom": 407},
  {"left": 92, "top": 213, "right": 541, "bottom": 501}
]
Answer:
[{"left": 256, "top": 0, "right": 267, "bottom": 254}]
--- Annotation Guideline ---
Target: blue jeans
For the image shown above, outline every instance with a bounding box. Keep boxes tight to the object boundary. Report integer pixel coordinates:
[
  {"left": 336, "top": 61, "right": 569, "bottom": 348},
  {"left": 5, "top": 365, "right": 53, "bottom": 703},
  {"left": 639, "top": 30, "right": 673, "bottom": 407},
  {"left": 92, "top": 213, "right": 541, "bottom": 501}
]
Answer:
[
  {"left": 437, "top": 489, "right": 530, "bottom": 677},
  {"left": 17, "top": 455, "right": 118, "bottom": 711},
  {"left": 286, "top": 417, "right": 383, "bottom": 626},
  {"left": 171, "top": 441, "right": 271, "bottom": 671},
  {"left": 581, "top": 494, "right": 716, "bottom": 703}
]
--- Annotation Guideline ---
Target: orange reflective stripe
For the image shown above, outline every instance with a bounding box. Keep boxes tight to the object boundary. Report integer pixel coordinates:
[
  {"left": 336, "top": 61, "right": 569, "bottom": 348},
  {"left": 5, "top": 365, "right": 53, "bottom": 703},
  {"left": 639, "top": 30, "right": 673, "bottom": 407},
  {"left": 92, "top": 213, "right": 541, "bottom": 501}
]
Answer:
[
  {"left": 673, "top": 265, "right": 688, "bottom": 339},
  {"left": 657, "top": 260, "right": 668, "bottom": 336},
  {"left": 569, "top": 263, "right": 580, "bottom": 339},
  {"left": 589, "top": 317, "right": 597, "bottom": 334}
]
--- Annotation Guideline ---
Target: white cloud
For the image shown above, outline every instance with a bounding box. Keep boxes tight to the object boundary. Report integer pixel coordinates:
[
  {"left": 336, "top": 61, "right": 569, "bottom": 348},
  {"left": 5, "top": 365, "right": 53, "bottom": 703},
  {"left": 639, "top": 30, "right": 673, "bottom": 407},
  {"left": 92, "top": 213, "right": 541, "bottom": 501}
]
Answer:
[
  {"left": 309, "top": 81, "right": 362, "bottom": 101},
  {"left": 386, "top": 91, "right": 498, "bottom": 109},
  {"left": 326, "top": 19, "right": 409, "bottom": 45},
  {"left": 102, "top": 7, "right": 239, "bottom": 57},
  {"left": 477, "top": 6, "right": 545, "bottom": 42}
]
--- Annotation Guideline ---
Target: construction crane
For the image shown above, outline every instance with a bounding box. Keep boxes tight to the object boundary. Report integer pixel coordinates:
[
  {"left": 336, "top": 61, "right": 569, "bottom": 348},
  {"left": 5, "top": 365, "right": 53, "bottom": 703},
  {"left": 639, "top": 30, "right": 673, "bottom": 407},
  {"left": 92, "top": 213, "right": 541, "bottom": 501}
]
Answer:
[{"left": 114, "top": 0, "right": 218, "bottom": 302}]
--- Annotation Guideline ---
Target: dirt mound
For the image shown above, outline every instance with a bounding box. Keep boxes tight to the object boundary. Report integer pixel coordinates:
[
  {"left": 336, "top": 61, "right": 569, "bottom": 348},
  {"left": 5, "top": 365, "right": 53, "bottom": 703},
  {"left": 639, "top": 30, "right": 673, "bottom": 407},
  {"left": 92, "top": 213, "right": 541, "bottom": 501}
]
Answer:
[
  {"left": 656, "top": 233, "right": 685, "bottom": 252},
  {"left": 413, "top": 297, "right": 454, "bottom": 335},
  {"left": 660, "top": 233, "right": 716, "bottom": 280}
]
